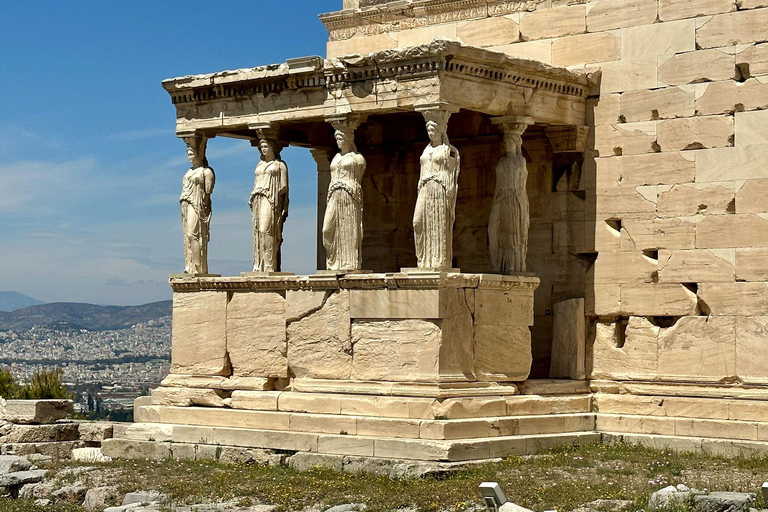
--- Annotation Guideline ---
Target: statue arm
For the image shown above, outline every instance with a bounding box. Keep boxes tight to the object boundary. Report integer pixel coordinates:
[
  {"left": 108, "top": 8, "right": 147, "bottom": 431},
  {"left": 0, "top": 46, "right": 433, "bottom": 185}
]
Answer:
[
  {"left": 279, "top": 162, "right": 289, "bottom": 195},
  {"left": 204, "top": 168, "right": 215, "bottom": 195},
  {"left": 356, "top": 154, "right": 366, "bottom": 180}
]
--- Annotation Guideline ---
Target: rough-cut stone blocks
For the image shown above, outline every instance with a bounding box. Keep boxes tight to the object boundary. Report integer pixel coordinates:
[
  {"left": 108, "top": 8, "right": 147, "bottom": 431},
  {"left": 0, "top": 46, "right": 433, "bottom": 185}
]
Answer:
[
  {"left": 171, "top": 292, "right": 229, "bottom": 376},
  {"left": 227, "top": 292, "right": 287, "bottom": 378},
  {"left": 550, "top": 299, "right": 586, "bottom": 379}
]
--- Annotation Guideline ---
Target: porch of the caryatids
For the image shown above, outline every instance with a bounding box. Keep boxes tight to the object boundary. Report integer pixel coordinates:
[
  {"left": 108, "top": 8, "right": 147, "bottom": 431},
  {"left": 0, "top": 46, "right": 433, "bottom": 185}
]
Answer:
[
  {"left": 488, "top": 116, "right": 534, "bottom": 274},
  {"left": 412, "top": 103, "right": 461, "bottom": 271},
  {"left": 248, "top": 124, "right": 289, "bottom": 274},
  {"left": 179, "top": 132, "right": 215, "bottom": 275},
  {"left": 322, "top": 114, "right": 366, "bottom": 272}
]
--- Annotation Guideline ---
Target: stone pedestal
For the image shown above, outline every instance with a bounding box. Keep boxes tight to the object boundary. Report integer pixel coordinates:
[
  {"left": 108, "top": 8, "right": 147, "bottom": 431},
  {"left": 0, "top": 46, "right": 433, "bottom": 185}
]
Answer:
[{"left": 166, "top": 272, "right": 539, "bottom": 396}]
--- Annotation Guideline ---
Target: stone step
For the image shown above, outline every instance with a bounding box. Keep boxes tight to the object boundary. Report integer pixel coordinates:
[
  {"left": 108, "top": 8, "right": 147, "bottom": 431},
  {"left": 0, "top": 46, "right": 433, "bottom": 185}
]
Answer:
[
  {"left": 596, "top": 414, "right": 768, "bottom": 442},
  {"left": 601, "top": 432, "right": 768, "bottom": 457},
  {"left": 134, "top": 405, "right": 596, "bottom": 440},
  {"left": 103, "top": 427, "right": 600, "bottom": 462},
  {"left": 594, "top": 393, "right": 768, "bottom": 422},
  {"left": 149, "top": 388, "right": 592, "bottom": 419}
]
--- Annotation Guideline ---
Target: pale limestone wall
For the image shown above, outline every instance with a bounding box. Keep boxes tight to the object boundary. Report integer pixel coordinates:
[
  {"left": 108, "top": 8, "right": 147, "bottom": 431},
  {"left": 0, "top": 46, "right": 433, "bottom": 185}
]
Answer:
[{"left": 326, "top": 0, "right": 768, "bottom": 384}]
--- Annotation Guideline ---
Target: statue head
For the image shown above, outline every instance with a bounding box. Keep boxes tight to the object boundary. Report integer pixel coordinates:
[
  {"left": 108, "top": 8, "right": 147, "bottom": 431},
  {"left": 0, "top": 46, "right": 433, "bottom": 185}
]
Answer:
[
  {"left": 259, "top": 138, "right": 278, "bottom": 162},
  {"left": 184, "top": 135, "right": 208, "bottom": 168},
  {"left": 422, "top": 109, "right": 451, "bottom": 146},
  {"left": 335, "top": 129, "right": 357, "bottom": 153}
]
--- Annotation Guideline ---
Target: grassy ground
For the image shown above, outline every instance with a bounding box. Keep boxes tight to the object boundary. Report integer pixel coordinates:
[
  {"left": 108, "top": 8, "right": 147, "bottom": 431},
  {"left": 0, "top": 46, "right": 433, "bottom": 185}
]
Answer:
[{"left": 2, "top": 443, "right": 768, "bottom": 512}]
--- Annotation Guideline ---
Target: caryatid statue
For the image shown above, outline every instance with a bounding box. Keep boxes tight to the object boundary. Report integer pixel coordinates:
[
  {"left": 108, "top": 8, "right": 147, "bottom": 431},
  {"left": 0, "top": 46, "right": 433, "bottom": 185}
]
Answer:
[
  {"left": 413, "top": 105, "right": 460, "bottom": 270},
  {"left": 179, "top": 134, "right": 215, "bottom": 275},
  {"left": 322, "top": 116, "right": 366, "bottom": 271},
  {"left": 249, "top": 128, "right": 289, "bottom": 273},
  {"left": 488, "top": 117, "right": 533, "bottom": 273}
]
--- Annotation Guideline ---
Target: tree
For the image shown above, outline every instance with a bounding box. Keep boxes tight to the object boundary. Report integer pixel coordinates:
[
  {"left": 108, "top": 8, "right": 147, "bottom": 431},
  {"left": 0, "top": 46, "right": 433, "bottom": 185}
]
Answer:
[
  {"left": 17, "top": 368, "right": 72, "bottom": 400},
  {"left": 0, "top": 368, "right": 20, "bottom": 399}
]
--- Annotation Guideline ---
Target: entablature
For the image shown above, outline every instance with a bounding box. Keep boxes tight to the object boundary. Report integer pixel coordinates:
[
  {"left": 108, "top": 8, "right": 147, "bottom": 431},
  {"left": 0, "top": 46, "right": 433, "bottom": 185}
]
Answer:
[{"left": 161, "top": 40, "right": 593, "bottom": 138}]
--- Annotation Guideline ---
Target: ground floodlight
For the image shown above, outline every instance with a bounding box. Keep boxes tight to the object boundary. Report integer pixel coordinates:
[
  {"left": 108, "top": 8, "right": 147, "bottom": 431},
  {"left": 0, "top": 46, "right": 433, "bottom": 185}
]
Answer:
[
  {"left": 479, "top": 482, "right": 507, "bottom": 512},
  {"left": 762, "top": 482, "right": 768, "bottom": 504}
]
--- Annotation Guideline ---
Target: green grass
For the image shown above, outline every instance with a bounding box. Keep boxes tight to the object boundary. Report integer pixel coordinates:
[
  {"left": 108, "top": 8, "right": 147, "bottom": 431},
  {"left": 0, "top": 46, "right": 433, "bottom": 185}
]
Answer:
[{"left": 3, "top": 443, "right": 768, "bottom": 512}]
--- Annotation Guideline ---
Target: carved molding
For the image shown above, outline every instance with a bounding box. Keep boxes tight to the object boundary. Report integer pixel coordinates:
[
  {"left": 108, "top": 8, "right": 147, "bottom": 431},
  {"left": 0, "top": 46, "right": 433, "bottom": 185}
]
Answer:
[{"left": 544, "top": 125, "right": 590, "bottom": 153}]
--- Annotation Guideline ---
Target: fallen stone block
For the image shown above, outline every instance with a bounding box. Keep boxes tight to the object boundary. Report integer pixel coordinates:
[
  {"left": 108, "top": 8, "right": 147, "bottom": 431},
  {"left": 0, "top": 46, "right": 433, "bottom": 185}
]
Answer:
[
  {"left": 51, "top": 485, "right": 88, "bottom": 503},
  {"left": 77, "top": 421, "right": 115, "bottom": 443},
  {"left": 2, "top": 440, "right": 85, "bottom": 459},
  {"left": 694, "top": 492, "right": 755, "bottom": 512},
  {"left": 0, "top": 469, "right": 48, "bottom": 497},
  {"left": 649, "top": 485, "right": 692, "bottom": 511},
  {"left": 0, "top": 400, "right": 72, "bottom": 425},
  {"left": 122, "top": 490, "right": 167, "bottom": 506},
  {"left": 72, "top": 447, "right": 112, "bottom": 463},
  {"left": 0, "top": 455, "right": 31, "bottom": 475},
  {"left": 1, "top": 423, "right": 80, "bottom": 443},
  {"left": 83, "top": 486, "right": 117, "bottom": 511},
  {"left": 287, "top": 452, "right": 343, "bottom": 472}
]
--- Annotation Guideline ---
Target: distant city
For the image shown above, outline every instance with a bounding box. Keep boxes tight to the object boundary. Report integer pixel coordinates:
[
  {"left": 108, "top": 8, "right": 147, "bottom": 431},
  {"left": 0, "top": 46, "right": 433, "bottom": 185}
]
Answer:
[{"left": 0, "top": 292, "right": 171, "bottom": 418}]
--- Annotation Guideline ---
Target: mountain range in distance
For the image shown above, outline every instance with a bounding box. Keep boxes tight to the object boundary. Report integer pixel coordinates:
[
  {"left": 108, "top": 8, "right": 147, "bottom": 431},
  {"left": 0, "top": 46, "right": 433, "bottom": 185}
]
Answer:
[
  {"left": 0, "top": 292, "right": 172, "bottom": 331},
  {"left": 0, "top": 291, "right": 45, "bottom": 312}
]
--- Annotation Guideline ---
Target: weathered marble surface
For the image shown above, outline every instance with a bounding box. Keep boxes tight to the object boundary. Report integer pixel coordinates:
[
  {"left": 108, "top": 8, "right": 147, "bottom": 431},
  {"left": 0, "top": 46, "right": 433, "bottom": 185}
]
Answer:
[
  {"left": 179, "top": 135, "right": 214, "bottom": 275},
  {"left": 250, "top": 134, "right": 288, "bottom": 273}
]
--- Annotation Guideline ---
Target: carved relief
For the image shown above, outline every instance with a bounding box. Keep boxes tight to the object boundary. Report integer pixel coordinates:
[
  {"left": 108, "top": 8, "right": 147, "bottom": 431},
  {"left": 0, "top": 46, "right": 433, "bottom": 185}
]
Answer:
[
  {"left": 249, "top": 128, "right": 289, "bottom": 272},
  {"left": 488, "top": 117, "right": 533, "bottom": 274},
  {"left": 180, "top": 135, "right": 215, "bottom": 275},
  {"left": 323, "top": 116, "right": 367, "bottom": 271},
  {"left": 413, "top": 105, "right": 461, "bottom": 270}
]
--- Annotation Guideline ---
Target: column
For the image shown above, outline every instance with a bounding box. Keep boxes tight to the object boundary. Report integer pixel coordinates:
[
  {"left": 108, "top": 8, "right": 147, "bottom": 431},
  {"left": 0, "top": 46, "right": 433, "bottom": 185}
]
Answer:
[
  {"left": 178, "top": 131, "right": 217, "bottom": 276},
  {"left": 411, "top": 102, "right": 460, "bottom": 271},
  {"left": 322, "top": 114, "right": 366, "bottom": 272},
  {"left": 246, "top": 123, "right": 290, "bottom": 274},
  {"left": 488, "top": 116, "right": 534, "bottom": 274}
]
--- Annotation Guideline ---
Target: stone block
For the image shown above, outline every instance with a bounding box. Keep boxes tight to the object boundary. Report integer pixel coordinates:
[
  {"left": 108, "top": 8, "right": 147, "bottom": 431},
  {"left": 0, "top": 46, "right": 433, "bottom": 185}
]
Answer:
[
  {"left": 739, "top": 0, "right": 768, "bottom": 8},
  {"left": 659, "top": 0, "right": 735, "bottom": 21},
  {"left": 327, "top": 33, "right": 398, "bottom": 59},
  {"left": 317, "top": 435, "right": 375, "bottom": 457},
  {"left": 621, "top": 20, "right": 697, "bottom": 59},
  {"left": 0, "top": 424, "right": 79, "bottom": 443},
  {"left": 591, "top": 317, "right": 659, "bottom": 380},
  {"left": 620, "top": 218, "right": 696, "bottom": 250},
  {"left": 289, "top": 414, "right": 356, "bottom": 435},
  {"left": 490, "top": 40, "right": 553, "bottom": 63},
  {"left": 735, "top": 248, "right": 768, "bottom": 281},
  {"left": 657, "top": 115, "right": 734, "bottom": 151},
  {"left": 621, "top": 86, "right": 695, "bottom": 122},
  {"left": 696, "top": 9, "right": 768, "bottom": 49},
  {"left": 171, "top": 291, "right": 228, "bottom": 376},
  {"left": 696, "top": 214, "right": 768, "bottom": 248},
  {"left": 594, "top": 122, "right": 657, "bottom": 156},
  {"left": 588, "top": 94, "right": 621, "bottom": 125},
  {"left": 587, "top": 0, "right": 657, "bottom": 31},
  {"left": 349, "top": 289, "right": 440, "bottom": 319},
  {"left": 474, "top": 325, "right": 532, "bottom": 381},
  {"left": 620, "top": 284, "right": 699, "bottom": 316},
  {"left": 696, "top": 145, "right": 768, "bottom": 182},
  {"left": 550, "top": 299, "right": 586, "bottom": 379},
  {"left": 699, "top": 282, "right": 768, "bottom": 315},
  {"left": 0, "top": 400, "right": 72, "bottom": 425},
  {"left": 101, "top": 439, "right": 172, "bottom": 461},
  {"left": 657, "top": 316, "right": 736, "bottom": 381},
  {"left": 695, "top": 77, "right": 768, "bottom": 115},
  {"left": 585, "top": 282, "right": 621, "bottom": 316},
  {"left": 657, "top": 182, "right": 734, "bottom": 217},
  {"left": 737, "top": 43, "right": 768, "bottom": 78},
  {"left": 356, "top": 417, "right": 421, "bottom": 439},
  {"left": 211, "top": 426, "right": 318, "bottom": 452},
  {"left": 596, "top": 58, "right": 658, "bottom": 93},
  {"left": 591, "top": 251, "right": 656, "bottom": 283},
  {"left": 77, "top": 422, "right": 114, "bottom": 443},
  {"left": 351, "top": 319, "right": 441, "bottom": 381},
  {"left": 398, "top": 23, "right": 458, "bottom": 48},
  {"left": 287, "top": 290, "right": 352, "bottom": 379},
  {"left": 151, "top": 387, "right": 228, "bottom": 408},
  {"left": 658, "top": 49, "right": 736, "bottom": 86},
  {"left": 438, "top": 287, "right": 475, "bottom": 380},
  {"left": 519, "top": 5, "right": 586, "bottom": 40},
  {"left": 735, "top": 316, "right": 768, "bottom": 383},
  {"left": 735, "top": 110, "right": 768, "bottom": 147},
  {"left": 594, "top": 187, "right": 658, "bottom": 217},
  {"left": 474, "top": 289, "right": 534, "bottom": 326},
  {"left": 552, "top": 32, "right": 620, "bottom": 66},
  {"left": 657, "top": 249, "right": 735, "bottom": 282},
  {"left": 431, "top": 397, "right": 507, "bottom": 419},
  {"left": 736, "top": 178, "right": 768, "bottom": 213},
  {"left": 226, "top": 291, "right": 287, "bottom": 378},
  {"left": 601, "top": 152, "right": 696, "bottom": 187},
  {"left": 338, "top": 395, "right": 414, "bottom": 418},
  {"left": 457, "top": 16, "right": 520, "bottom": 47},
  {"left": 279, "top": 392, "right": 341, "bottom": 414},
  {"left": 229, "top": 390, "right": 280, "bottom": 411}
]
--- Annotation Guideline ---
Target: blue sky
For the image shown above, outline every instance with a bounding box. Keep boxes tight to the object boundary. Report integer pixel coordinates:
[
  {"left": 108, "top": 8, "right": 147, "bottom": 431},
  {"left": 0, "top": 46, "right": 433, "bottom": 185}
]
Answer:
[{"left": 0, "top": 1, "right": 339, "bottom": 305}]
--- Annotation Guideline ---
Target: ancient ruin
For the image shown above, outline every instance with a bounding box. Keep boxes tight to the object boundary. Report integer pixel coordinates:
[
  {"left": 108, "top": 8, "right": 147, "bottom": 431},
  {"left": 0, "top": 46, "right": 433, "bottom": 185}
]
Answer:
[{"left": 103, "top": 0, "right": 768, "bottom": 465}]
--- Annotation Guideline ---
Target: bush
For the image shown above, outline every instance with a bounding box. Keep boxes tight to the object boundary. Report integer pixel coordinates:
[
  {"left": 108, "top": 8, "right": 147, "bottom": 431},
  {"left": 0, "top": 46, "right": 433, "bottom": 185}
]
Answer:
[
  {"left": 0, "top": 368, "right": 20, "bottom": 399},
  {"left": 17, "top": 368, "right": 71, "bottom": 400}
]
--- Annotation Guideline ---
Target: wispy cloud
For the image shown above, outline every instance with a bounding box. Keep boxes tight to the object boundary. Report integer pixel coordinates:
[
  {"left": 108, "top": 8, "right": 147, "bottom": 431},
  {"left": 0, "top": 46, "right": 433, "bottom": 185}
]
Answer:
[{"left": 108, "top": 127, "right": 172, "bottom": 141}]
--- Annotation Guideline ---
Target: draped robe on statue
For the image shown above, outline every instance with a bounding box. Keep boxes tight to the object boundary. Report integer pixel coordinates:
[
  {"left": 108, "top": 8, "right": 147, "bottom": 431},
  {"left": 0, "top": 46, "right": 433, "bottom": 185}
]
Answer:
[
  {"left": 323, "top": 151, "right": 365, "bottom": 270},
  {"left": 488, "top": 151, "right": 529, "bottom": 273},
  {"left": 413, "top": 143, "right": 460, "bottom": 269},
  {"left": 180, "top": 166, "right": 214, "bottom": 274},
  {"left": 250, "top": 159, "right": 288, "bottom": 272}
]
